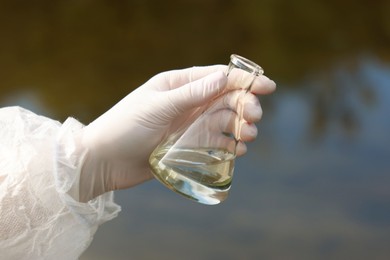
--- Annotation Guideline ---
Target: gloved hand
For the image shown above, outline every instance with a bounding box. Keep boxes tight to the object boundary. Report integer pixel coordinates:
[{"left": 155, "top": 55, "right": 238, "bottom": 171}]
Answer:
[{"left": 77, "top": 65, "right": 276, "bottom": 202}]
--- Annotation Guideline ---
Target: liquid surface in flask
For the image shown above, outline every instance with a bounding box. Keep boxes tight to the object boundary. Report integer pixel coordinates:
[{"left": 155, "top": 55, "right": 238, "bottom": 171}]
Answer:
[{"left": 149, "top": 146, "right": 235, "bottom": 205}]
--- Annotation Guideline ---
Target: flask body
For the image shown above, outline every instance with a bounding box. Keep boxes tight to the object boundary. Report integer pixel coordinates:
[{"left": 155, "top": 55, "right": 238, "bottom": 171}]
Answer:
[{"left": 149, "top": 54, "right": 263, "bottom": 205}]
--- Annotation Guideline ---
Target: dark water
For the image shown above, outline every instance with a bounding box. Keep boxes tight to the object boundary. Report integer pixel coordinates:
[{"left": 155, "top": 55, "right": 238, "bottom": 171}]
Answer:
[{"left": 1, "top": 1, "right": 389, "bottom": 259}]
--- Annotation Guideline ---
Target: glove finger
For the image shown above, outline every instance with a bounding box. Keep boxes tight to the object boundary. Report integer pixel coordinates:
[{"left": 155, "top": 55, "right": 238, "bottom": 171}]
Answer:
[
  {"left": 227, "top": 68, "right": 276, "bottom": 95},
  {"left": 235, "top": 141, "right": 248, "bottom": 157},
  {"left": 250, "top": 74, "right": 277, "bottom": 95},
  {"left": 162, "top": 65, "right": 227, "bottom": 90},
  {"left": 211, "top": 109, "right": 258, "bottom": 142},
  {"left": 167, "top": 71, "right": 227, "bottom": 112},
  {"left": 208, "top": 91, "right": 263, "bottom": 123}
]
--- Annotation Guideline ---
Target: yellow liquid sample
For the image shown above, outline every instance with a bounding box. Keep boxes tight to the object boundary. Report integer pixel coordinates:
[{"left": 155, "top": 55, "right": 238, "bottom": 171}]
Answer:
[{"left": 149, "top": 147, "right": 235, "bottom": 205}]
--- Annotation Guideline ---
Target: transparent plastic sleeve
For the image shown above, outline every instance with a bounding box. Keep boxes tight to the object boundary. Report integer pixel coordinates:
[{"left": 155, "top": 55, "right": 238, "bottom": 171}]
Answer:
[{"left": 0, "top": 106, "right": 120, "bottom": 260}]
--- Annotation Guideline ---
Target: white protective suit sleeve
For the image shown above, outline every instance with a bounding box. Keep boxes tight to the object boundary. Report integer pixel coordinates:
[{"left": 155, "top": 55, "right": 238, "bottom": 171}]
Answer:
[{"left": 0, "top": 106, "right": 121, "bottom": 260}]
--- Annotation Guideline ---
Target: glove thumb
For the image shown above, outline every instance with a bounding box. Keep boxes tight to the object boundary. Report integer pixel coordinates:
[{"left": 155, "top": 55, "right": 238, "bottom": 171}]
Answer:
[{"left": 168, "top": 71, "right": 227, "bottom": 112}]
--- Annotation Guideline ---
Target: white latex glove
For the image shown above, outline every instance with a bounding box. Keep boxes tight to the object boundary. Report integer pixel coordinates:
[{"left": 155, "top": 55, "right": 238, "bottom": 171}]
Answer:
[{"left": 77, "top": 65, "right": 276, "bottom": 202}]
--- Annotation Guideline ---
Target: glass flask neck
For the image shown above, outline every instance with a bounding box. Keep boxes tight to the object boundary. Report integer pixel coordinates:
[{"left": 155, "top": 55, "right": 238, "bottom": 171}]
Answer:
[{"left": 227, "top": 54, "right": 264, "bottom": 76}]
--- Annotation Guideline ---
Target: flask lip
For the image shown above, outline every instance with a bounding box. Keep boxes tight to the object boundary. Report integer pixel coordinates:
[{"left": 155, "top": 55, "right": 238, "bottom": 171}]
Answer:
[{"left": 229, "top": 54, "right": 263, "bottom": 76}]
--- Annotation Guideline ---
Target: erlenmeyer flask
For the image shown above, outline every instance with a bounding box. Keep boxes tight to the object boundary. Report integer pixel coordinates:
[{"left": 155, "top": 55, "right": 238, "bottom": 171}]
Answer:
[{"left": 149, "top": 54, "right": 263, "bottom": 205}]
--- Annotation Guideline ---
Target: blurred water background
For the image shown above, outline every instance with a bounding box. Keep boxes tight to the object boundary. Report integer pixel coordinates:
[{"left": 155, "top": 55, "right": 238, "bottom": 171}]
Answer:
[{"left": 1, "top": 1, "right": 389, "bottom": 259}]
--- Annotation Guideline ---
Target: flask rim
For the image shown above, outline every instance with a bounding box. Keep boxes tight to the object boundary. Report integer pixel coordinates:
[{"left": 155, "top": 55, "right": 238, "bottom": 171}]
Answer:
[{"left": 229, "top": 54, "right": 263, "bottom": 76}]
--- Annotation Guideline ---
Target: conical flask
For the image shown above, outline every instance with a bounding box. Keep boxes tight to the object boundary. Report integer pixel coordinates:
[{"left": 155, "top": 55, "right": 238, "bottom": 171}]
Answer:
[{"left": 149, "top": 54, "right": 263, "bottom": 205}]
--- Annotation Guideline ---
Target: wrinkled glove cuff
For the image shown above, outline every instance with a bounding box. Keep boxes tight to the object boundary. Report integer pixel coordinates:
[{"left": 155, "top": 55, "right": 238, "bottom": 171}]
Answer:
[{"left": 55, "top": 117, "right": 121, "bottom": 226}]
